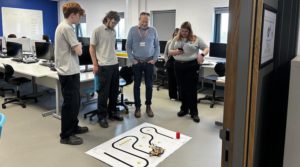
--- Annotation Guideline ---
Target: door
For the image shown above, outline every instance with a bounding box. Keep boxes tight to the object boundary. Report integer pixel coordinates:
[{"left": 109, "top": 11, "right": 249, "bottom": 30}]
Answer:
[{"left": 222, "top": 0, "right": 300, "bottom": 166}]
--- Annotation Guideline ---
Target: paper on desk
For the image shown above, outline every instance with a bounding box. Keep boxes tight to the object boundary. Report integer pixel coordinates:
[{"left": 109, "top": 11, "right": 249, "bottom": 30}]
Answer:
[{"left": 217, "top": 76, "right": 225, "bottom": 81}]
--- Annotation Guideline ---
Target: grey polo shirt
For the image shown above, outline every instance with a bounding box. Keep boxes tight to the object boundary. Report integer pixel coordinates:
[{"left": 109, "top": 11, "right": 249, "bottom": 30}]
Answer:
[
  {"left": 54, "top": 20, "right": 80, "bottom": 75},
  {"left": 169, "top": 36, "right": 208, "bottom": 62},
  {"left": 90, "top": 25, "right": 118, "bottom": 66}
]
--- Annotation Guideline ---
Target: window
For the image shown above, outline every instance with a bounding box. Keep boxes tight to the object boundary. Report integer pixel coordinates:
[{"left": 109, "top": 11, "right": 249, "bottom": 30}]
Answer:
[
  {"left": 214, "top": 7, "right": 229, "bottom": 43},
  {"left": 74, "top": 15, "right": 87, "bottom": 38},
  {"left": 115, "top": 12, "right": 125, "bottom": 39}
]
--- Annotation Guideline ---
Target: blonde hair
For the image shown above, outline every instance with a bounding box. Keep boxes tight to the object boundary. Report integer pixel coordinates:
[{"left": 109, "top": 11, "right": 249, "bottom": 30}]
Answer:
[{"left": 176, "top": 21, "right": 196, "bottom": 42}]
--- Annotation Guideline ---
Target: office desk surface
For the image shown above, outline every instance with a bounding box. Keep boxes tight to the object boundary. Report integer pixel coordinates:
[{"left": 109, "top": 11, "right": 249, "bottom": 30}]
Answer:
[
  {"left": 0, "top": 58, "right": 56, "bottom": 77},
  {"left": 46, "top": 70, "right": 94, "bottom": 82},
  {"left": 116, "top": 51, "right": 128, "bottom": 58}
]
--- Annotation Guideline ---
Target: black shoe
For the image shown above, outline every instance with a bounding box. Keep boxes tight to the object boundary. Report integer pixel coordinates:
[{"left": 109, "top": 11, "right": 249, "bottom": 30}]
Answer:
[
  {"left": 74, "top": 126, "right": 89, "bottom": 134},
  {"left": 60, "top": 135, "right": 83, "bottom": 145},
  {"left": 177, "top": 110, "right": 188, "bottom": 117},
  {"left": 134, "top": 108, "right": 141, "bottom": 118},
  {"left": 109, "top": 113, "right": 124, "bottom": 121},
  {"left": 99, "top": 118, "right": 109, "bottom": 128},
  {"left": 146, "top": 105, "right": 154, "bottom": 117},
  {"left": 191, "top": 115, "right": 200, "bottom": 123}
]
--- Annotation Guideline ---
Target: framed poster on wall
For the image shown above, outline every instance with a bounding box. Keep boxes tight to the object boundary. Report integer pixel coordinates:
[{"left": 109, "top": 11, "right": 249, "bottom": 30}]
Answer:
[{"left": 260, "top": 4, "right": 277, "bottom": 68}]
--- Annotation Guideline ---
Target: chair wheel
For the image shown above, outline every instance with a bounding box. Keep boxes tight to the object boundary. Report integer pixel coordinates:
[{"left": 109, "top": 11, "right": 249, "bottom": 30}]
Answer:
[
  {"left": 22, "top": 104, "right": 26, "bottom": 108},
  {"left": 4, "top": 98, "right": 8, "bottom": 102},
  {"left": 2, "top": 104, "right": 6, "bottom": 109}
]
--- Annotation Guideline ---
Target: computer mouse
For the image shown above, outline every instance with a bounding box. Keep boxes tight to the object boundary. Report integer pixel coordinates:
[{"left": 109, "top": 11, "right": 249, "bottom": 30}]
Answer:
[{"left": 50, "top": 67, "right": 57, "bottom": 71}]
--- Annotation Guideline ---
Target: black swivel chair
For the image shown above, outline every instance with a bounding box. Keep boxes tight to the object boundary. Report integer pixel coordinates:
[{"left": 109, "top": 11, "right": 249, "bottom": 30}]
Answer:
[
  {"left": 117, "top": 66, "right": 135, "bottom": 114},
  {"left": 83, "top": 67, "right": 135, "bottom": 120},
  {"left": 155, "top": 59, "right": 168, "bottom": 91},
  {"left": 197, "top": 62, "right": 225, "bottom": 108},
  {"left": 0, "top": 72, "right": 15, "bottom": 97},
  {"left": 2, "top": 64, "right": 38, "bottom": 109}
]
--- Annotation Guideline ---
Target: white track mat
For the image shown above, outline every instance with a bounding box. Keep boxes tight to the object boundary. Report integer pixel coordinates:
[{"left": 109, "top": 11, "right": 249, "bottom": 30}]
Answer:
[{"left": 86, "top": 123, "right": 191, "bottom": 167}]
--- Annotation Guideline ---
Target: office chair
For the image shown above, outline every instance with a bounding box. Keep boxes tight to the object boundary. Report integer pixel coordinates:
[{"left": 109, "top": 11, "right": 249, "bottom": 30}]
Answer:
[
  {"left": 0, "top": 112, "right": 6, "bottom": 138},
  {"left": 117, "top": 66, "right": 134, "bottom": 114},
  {"left": 155, "top": 58, "right": 168, "bottom": 91},
  {"left": 0, "top": 72, "right": 15, "bottom": 97},
  {"left": 83, "top": 75, "right": 99, "bottom": 121},
  {"left": 1, "top": 64, "right": 38, "bottom": 109},
  {"left": 197, "top": 62, "right": 225, "bottom": 108}
]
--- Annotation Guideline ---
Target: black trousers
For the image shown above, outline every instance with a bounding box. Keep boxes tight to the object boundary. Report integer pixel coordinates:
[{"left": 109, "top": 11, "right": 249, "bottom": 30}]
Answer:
[
  {"left": 174, "top": 60, "right": 199, "bottom": 116},
  {"left": 58, "top": 73, "right": 80, "bottom": 139},
  {"left": 166, "top": 58, "right": 178, "bottom": 99},
  {"left": 97, "top": 64, "right": 119, "bottom": 120}
]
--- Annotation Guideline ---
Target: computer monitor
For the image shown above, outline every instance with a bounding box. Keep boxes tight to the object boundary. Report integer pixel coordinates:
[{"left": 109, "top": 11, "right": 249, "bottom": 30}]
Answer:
[
  {"left": 209, "top": 42, "right": 227, "bottom": 58},
  {"left": 2, "top": 36, "right": 7, "bottom": 53},
  {"left": 6, "top": 42, "right": 22, "bottom": 57},
  {"left": 7, "top": 38, "right": 32, "bottom": 54},
  {"left": 35, "top": 42, "right": 51, "bottom": 59},
  {"left": 78, "top": 37, "right": 90, "bottom": 46},
  {"left": 0, "top": 38, "right": 2, "bottom": 52},
  {"left": 121, "top": 39, "right": 127, "bottom": 51},
  {"left": 159, "top": 41, "right": 167, "bottom": 54},
  {"left": 79, "top": 45, "right": 92, "bottom": 65}
]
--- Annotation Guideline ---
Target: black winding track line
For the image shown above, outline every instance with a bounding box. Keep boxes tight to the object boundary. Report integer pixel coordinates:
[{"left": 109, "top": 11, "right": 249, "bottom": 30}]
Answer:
[
  {"left": 112, "top": 136, "right": 149, "bottom": 167},
  {"left": 108, "top": 126, "right": 174, "bottom": 166},
  {"left": 104, "top": 152, "right": 133, "bottom": 167},
  {"left": 140, "top": 126, "right": 174, "bottom": 145}
]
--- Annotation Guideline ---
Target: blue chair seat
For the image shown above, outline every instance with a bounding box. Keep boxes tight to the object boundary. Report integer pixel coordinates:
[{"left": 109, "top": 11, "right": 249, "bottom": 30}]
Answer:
[
  {"left": 0, "top": 113, "right": 6, "bottom": 137},
  {"left": 119, "top": 78, "right": 127, "bottom": 87}
]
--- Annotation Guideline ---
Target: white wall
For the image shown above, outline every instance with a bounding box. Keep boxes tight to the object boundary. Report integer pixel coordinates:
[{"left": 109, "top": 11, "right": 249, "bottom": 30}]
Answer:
[
  {"left": 58, "top": 0, "right": 229, "bottom": 44},
  {"left": 297, "top": 21, "right": 300, "bottom": 56},
  {"left": 145, "top": 0, "right": 228, "bottom": 45}
]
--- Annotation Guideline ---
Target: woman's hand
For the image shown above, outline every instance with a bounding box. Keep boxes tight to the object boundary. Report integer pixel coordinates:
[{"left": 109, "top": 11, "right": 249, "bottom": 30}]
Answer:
[{"left": 197, "top": 53, "right": 204, "bottom": 64}]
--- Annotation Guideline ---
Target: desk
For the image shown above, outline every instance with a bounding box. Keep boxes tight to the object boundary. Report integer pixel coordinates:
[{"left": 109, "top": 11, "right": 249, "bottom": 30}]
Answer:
[
  {"left": 116, "top": 51, "right": 131, "bottom": 66},
  {"left": 36, "top": 71, "right": 95, "bottom": 119},
  {"left": 0, "top": 58, "right": 95, "bottom": 118},
  {"left": 0, "top": 58, "right": 57, "bottom": 95},
  {"left": 0, "top": 58, "right": 56, "bottom": 78}
]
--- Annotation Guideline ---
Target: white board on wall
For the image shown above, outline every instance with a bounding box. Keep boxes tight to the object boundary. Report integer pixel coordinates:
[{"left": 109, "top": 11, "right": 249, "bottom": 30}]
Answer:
[{"left": 1, "top": 7, "right": 43, "bottom": 40}]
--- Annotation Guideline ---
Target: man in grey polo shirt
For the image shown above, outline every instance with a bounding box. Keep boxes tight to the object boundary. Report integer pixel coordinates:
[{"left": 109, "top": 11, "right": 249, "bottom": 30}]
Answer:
[
  {"left": 55, "top": 2, "right": 88, "bottom": 145},
  {"left": 126, "top": 12, "right": 160, "bottom": 118},
  {"left": 89, "top": 11, "right": 122, "bottom": 128}
]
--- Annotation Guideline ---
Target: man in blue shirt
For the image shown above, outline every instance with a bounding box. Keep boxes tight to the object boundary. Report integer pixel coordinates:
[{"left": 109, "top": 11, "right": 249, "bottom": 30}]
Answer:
[{"left": 126, "top": 12, "right": 160, "bottom": 118}]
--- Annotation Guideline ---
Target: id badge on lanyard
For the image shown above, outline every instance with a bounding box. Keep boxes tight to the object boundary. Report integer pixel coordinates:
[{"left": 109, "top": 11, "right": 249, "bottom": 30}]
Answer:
[
  {"left": 138, "top": 27, "right": 148, "bottom": 47},
  {"left": 140, "top": 42, "right": 146, "bottom": 47}
]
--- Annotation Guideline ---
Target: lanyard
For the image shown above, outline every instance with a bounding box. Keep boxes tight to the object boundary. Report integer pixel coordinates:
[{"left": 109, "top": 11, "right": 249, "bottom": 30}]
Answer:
[{"left": 137, "top": 27, "right": 148, "bottom": 41}]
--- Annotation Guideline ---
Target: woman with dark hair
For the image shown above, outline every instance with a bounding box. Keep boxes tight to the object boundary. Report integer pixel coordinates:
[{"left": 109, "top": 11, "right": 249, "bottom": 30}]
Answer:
[
  {"left": 168, "top": 21, "right": 209, "bottom": 123},
  {"left": 7, "top": 34, "right": 17, "bottom": 38},
  {"left": 43, "top": 35, "right": 50, "bottom": 42},
  {"left": 164, "top": 28, "right": 179, "bottom": 100}
]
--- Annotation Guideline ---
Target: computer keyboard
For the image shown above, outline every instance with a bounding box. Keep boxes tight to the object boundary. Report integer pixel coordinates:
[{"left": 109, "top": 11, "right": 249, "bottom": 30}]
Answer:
[
  {"left": 39, "top": 61, "right": 54, "bottom": 67},
  {"left": 11, "top": 57, "right": 23, "bottom": 62},
  {"left": 205, "top": 57, "right": 226, "bottom": 62},
  {"left": 23, "top": 58, "right": 39, "bottom": 64},
  {"left": 0, "top": 53, "right": 8, "bottom": 58}
]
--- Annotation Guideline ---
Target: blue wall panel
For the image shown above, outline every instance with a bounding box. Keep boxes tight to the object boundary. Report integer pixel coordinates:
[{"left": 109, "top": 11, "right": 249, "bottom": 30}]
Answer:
[{"left": 0, "top": 0, "right": 58, "bottom": 41}]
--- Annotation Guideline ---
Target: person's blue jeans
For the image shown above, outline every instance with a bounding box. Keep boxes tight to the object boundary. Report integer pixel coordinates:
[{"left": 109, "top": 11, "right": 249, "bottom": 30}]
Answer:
[{"left": 133, "top": 62, "right": 154, "bottom": 108}]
